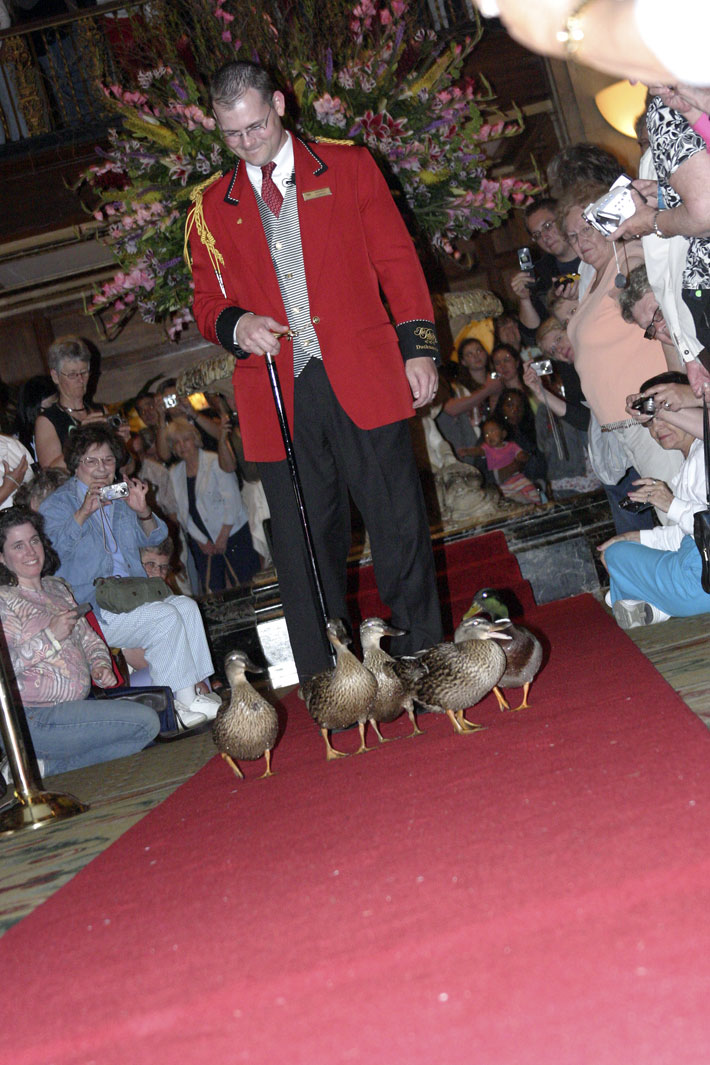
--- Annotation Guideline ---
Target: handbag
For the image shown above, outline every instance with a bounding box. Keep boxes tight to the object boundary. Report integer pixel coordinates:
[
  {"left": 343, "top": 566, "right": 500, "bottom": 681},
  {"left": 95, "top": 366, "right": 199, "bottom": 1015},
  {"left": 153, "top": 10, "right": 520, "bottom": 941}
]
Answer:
[
  {"left": 693, "top": 394, "right": 710, "bottom": 594},
  {"left": 94, "top": 576, "right": 172, "bottom": 613}
]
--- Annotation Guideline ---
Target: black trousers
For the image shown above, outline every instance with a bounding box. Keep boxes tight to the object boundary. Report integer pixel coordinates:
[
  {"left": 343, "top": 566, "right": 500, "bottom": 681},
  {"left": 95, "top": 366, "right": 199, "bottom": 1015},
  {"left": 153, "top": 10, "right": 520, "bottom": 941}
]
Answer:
[{"left": 258, "top": 359, "right": 443, "bottom": 678}]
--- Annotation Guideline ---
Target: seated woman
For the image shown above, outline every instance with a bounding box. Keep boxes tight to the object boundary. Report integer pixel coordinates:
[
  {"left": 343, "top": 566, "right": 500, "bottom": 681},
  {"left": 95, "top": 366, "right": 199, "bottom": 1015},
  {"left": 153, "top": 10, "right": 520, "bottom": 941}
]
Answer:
[
  {"left": 38, "top": 425, "right": 220, "bottom": 728},
  {"left": 598, "top": 373, "right": 709, "bottom": 628},
  {"left": 0, "top": 507, "right": 160, "bottom": 776},
  {"left": 496, "top": 388, "right": 548, "bottom": 489},
  {"left": 468, "top": 416, "right": 542, "bottom": 506},
  {"left": 435, "top": 338, "right": 501, "bottom": 480},
  {"left": 166, "top": 417, "right": 261, "bottom": 594}
]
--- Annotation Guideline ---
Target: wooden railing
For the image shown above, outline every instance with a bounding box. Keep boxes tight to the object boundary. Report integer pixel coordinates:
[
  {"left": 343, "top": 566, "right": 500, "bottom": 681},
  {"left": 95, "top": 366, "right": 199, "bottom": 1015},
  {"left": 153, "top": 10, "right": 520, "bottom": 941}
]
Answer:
[{"left": 0, "top": 0, "right": 479, "bottom": 151}]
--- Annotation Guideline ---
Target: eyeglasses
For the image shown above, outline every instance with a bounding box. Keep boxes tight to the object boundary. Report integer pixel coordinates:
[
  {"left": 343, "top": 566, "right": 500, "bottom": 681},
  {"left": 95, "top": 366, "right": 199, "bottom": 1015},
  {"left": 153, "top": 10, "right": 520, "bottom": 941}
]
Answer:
[
  {"left": 643, "top": 307, "right": 663, "bottom": 341},
  {"left": 59, "top": 369, "right": 90, "bottom": 381},
  {"left": 219, "top": 102, "right": 273, "bottom": 143},
  {"left": 529, "top": 219, "right": 556, "bottom": 242},
  {"left": 143, "top": 560, "right": 170, "bottom": 575},
  {"left": 566, "top": 218, "right": 596, "bottom": 247},
  {"left": 80, "top": 455, "right": 117, "bottom": 468}
]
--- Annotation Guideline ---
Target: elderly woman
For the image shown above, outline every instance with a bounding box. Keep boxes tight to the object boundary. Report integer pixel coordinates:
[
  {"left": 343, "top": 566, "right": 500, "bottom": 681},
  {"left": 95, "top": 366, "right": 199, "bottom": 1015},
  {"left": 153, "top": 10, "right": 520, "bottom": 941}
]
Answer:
[
  {"left": 598, "top": 372, "right": 708, "bottom": 628},
  {"left": 560, "top": 181, "right": 684, "bottom": 501},
  {"left": 0, "top": 507, "right": 160, "bottom": 776},
  {"left": 34, "top": 336, "right": 108, "bottom": 470},
  {"left": 167, "top": 417, "right": 260, "bottom": 593},
  {"left": 38, "top": 425, "right": 220, "bottom": 728}
]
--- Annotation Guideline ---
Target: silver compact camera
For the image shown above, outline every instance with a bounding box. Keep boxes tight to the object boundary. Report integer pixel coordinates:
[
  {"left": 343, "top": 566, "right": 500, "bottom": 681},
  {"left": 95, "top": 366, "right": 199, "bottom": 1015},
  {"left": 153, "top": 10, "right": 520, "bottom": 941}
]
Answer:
[
  {"left": 530, "top": 358, "right": 553, "bottom": 376},
  {"left": 583, "top": 175, "right": 636, "bottom": 236},
  {"left": 631, "top": 395, "right": 656, "bottom": 416},
  {"left": 99, "top": 481, "right": 129, "bottom": 502}
]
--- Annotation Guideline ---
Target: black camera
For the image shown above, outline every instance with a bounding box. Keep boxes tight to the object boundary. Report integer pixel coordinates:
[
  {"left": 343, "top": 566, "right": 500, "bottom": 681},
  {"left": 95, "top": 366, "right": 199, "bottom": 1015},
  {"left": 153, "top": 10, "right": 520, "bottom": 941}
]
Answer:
[
  {"left": 631, "top": 396, "right": 656, "bottom": 416},
  {"left": 517, "top": 246, "right": 536, "bottom": 280},
  {"left": 106, "top": 413, "right": 124, "bottom": 429}
]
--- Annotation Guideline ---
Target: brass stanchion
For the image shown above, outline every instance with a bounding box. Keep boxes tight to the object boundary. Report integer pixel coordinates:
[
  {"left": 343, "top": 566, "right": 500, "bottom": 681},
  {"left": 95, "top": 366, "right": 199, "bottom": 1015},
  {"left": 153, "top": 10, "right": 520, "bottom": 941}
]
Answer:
[{"left": 0, "top": 622, "right": 88, "bottom": 837}]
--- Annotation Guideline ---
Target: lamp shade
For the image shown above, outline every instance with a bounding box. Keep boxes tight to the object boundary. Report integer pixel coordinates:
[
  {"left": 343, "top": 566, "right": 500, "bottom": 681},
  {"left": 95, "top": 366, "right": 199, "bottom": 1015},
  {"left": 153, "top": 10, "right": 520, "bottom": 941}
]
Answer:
[{"left": 595, "top": 80, "right": 648, "bottom": 139}]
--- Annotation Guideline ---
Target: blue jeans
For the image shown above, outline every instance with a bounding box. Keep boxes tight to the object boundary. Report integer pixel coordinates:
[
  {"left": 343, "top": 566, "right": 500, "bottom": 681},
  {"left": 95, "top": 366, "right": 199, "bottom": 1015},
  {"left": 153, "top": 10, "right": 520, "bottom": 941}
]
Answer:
[{"left": 24, "top": 698, "right": 160, "bottom": 776}]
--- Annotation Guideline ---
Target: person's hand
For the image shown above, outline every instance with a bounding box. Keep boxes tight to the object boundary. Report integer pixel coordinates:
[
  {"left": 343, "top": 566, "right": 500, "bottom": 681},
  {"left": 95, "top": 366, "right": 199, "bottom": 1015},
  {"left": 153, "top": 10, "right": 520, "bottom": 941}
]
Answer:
[
  {"left": 92, "top": 664, "right": 119, "bottom": 688},
  {"left": 510, "top": 270, "right": 536, "bottom": 301},
  {"left": 471, "top": 0, "right": 571, "bottom": 58},
  {"left": 645, "top": 381, "right": 698, "bottom": 412},
  {"left": 82, "top": 410, "right": 108, "bottom": 426},
  {"left": 597, "top": 530, "right": 640, "bottom": 569},
  {"left": 608, "top": 187, "right": 657, "bottom": 242},
  {"left": 125, "top": 477, "right": 150, "bottom": 515},
  {"left": 7, "top": 453, "right": 28, "bottom": 486},
  {"left": 75, "top": 483, "right": 104, "bottom": 522},
  {"left": 624, "top": 392, "right": 654, "bottom": 422},
  {"left": 552, "top": 276, "right": 580, "bottom": 301},
  {"left": 628, "top": 476, "right": 673, "bottom": 512},
  {"left": 486, "top": 373, "right": 504, "bottom": 396},
  {"left": 213, "top": 534, "right": 229, "bottom": 555},
  {"left": 48, "top": 608, "right": 79, "bottom": 642},
  {"left": 405, "top": 357, "right": 439, "bottom": 409},
  {"left": 198, "top": 540, "right": 216, "bottom": 556},
  {"left": 523, "top": 363, "right": 544, "bottom": 398},
  {"left": 235, "top": 313, "right": 290, "bottom": 356},
  {"left": 687, "top": 358, "right": 710, "bottom": 399},
  {"left": 656, "top": 85, "right": 708, "bottom": 125}
]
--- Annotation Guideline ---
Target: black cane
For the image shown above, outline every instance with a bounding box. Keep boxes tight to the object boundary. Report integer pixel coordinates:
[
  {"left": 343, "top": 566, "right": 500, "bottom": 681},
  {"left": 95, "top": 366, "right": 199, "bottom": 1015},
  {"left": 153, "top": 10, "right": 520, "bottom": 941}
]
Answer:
[{"left": 264, "top": 351, "right": 336, "bottom": 665}]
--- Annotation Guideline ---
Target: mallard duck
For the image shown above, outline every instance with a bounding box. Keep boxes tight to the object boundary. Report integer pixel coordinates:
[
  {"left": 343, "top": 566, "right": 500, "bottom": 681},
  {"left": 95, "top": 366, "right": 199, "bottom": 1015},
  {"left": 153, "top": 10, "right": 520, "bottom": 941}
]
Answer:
[
  {"left": 213, "top": 650, "right": 279, "bottom": 779},
  {"left": 410, "top": 616, "right": 510, "bottom": 733},
  {"left": 464, "top": 590, "right": 543, "bottom": 711},
  {"left": 299, "top": 618, "right": 378, "bottom": 760},
  {"left": 360, "top": 617, "right": 423, "bottom": 740}
]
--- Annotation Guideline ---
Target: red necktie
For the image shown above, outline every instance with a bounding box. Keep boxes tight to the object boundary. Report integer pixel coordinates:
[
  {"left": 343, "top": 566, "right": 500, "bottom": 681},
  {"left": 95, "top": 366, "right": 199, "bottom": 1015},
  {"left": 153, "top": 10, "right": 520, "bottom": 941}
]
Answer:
[{"left": 260, "top": 162, "right": 283, "bottom": 217}]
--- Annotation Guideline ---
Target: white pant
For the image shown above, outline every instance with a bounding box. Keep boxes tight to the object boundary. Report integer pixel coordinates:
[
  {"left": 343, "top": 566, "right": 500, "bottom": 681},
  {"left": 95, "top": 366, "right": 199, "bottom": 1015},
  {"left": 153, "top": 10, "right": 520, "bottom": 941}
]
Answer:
[{"left": 99, "top": 596, "right": 214, "bottom": 690}]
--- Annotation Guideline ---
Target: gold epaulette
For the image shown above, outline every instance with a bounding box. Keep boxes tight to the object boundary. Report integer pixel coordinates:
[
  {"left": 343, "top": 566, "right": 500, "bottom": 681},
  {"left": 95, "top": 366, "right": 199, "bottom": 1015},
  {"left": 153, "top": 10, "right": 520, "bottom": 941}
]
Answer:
[
  {"left": 313, "top": 136, "right": 355, "bottom": 146},
  {"left": 183, "top": 171, "right": 226, "bottom": 275}
]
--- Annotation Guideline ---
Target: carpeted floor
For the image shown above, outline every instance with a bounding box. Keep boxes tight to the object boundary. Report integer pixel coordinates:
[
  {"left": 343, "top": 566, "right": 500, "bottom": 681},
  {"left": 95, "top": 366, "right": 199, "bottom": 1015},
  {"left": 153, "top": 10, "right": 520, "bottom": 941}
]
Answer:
[{"left": 4, "top": 593, "right": 710, "bottom": 1065}]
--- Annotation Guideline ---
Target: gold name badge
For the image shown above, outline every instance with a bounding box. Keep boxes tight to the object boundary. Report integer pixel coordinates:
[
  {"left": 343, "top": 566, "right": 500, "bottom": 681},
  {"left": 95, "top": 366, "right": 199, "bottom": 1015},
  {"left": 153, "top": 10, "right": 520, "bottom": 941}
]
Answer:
[{"left": 303, "top": 188, "right": 332, "bottom": 201}]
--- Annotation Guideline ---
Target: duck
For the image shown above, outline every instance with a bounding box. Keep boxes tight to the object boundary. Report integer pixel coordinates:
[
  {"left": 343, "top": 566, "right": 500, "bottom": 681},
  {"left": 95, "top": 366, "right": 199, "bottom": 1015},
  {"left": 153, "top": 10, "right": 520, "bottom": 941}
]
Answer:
[
  {"left": 360, "top": 617, "right": 423, "bottom": 740},
  {"left": 212, "top": 650, "right": 279, "bottom": 779},
  {"left": 299, "top": 618, "right": 378, "bottom": 760},
  {"left": 464, "top": 590, "right": 543, "bottom": 711},
  {"left": 409, "top": 616, "right": 510, "bottom": 733}
]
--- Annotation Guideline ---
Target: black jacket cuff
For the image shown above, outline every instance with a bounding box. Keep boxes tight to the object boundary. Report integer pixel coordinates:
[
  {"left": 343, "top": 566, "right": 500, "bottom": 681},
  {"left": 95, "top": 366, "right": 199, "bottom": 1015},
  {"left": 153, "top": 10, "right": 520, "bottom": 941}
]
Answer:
[
  {"left": 215, "top": 307, "right": 252, "bottom": 358},
  {"left": 396, "top": 320, "right": 440, "bottom": 366}
]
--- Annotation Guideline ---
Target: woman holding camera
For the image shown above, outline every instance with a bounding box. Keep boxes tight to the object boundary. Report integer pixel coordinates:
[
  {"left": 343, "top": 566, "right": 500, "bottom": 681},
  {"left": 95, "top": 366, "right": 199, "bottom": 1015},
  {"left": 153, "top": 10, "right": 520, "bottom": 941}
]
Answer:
[
  {"left": 560, "top": 180, "right": 683, "bottom": 504},
  {"left": 598, "top": 373, "right": 710, "bottom": 628},
  {"left": 0, "top": 506, "right": 160, "bottom": 776},
  {"left": 39, "top": 425, "right": 220, "bottom": 727}
]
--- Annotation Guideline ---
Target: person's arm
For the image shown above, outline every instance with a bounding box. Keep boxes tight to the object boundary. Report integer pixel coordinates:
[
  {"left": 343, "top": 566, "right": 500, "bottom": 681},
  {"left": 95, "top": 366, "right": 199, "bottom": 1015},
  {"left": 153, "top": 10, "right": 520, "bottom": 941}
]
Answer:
[
  {"left": 473, "top": 0, "right": 676, "bottom": 85},
  {"left": 613, "top": 150, "right": 710, "bottom": 242},
  {"left": 217, "top": 420, "right": 238, "bottom": 473},
  {"left": 0, "top": 453, "right": 29, "bottom": 505},
  {"left": 443, "top": 376, "right": 503, "bottom": 417},
  {"left": 510, "top": 272, "right": 541, "bottom": 331},
  {"left": 34, "top": 414, "right": 66, "bottom": 469}
]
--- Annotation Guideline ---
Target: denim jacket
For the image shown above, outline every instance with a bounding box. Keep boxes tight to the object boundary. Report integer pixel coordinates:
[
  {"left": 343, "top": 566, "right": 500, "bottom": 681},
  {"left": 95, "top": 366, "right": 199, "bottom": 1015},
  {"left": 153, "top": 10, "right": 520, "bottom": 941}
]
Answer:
[{"left": 39, "top": 477, "right": 167, "bottom": 610}]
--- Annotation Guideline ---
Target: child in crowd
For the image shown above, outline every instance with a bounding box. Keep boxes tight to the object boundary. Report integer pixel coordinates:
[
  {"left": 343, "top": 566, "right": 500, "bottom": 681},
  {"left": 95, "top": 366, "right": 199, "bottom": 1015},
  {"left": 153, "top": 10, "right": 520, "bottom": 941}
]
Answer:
[{"left": 466, "top": 417, "right": 542, "bottom": 505}]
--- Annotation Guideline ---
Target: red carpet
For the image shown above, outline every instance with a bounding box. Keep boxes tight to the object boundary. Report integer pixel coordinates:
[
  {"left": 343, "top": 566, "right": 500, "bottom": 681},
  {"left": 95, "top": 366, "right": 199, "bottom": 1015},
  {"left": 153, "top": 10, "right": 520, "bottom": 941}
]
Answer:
[{"left": 5, "top": 593, "right": 710, "bottom": 1065}]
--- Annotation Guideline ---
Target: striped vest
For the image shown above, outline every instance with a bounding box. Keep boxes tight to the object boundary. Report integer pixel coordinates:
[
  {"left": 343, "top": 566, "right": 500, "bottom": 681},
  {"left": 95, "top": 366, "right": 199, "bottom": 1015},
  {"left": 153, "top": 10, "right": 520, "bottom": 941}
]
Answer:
[{"left": 256, "top": 178, "right": 323, "bottom": 377}]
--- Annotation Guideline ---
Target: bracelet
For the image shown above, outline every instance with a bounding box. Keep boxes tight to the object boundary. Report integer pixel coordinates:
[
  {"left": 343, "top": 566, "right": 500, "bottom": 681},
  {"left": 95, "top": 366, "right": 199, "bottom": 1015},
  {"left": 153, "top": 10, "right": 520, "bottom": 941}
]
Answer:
[
  {"left": 652, "top": 211, "right": 667, "bottom": 239},
  {"left": 4, "top": 475, "right": 20, "bottom": 488},
  {"left": 556, "top": 0, "right": 594, "bottom": 58}
]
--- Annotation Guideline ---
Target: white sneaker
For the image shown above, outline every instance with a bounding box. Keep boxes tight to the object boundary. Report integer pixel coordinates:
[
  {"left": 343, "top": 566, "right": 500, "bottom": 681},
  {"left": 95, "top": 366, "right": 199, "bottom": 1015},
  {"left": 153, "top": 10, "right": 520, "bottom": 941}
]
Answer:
[
  {"left": 612, "top": 598, "right": 670, "bottom": 630},
  {"left": 174, "top": 692, "right": 221, "bottom": 730}
]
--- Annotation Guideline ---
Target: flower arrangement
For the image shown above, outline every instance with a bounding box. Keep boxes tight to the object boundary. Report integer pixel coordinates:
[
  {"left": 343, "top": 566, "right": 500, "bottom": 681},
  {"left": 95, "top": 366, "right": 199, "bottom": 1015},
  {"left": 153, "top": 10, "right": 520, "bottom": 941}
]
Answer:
[{"left": 84, "top": 0, "right": 536, "bottom": 339}]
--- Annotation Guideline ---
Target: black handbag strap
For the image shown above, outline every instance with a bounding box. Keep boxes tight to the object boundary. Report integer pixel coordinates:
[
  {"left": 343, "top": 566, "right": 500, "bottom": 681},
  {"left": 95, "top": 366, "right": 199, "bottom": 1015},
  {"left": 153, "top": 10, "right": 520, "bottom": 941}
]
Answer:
[{"left": 704, "top": 394, "right": 710, "bottom": 506}]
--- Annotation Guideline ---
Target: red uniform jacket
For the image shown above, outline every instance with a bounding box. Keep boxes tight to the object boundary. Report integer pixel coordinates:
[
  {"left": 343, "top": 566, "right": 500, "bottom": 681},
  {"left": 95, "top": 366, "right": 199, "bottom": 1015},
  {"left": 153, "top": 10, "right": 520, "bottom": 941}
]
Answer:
[{"left": 189, "top": 137, "right": 438, "bottom": 461}]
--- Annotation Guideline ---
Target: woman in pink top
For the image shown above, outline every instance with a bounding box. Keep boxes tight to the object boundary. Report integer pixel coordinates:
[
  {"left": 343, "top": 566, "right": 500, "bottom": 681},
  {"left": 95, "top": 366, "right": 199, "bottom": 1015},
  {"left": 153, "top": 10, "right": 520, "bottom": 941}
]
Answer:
[
  {"left": 560, "top": 181, "right": 682, "bottom": 493},
  {"left": 0, "top": 507, "right": 159, "bottom": 777}
]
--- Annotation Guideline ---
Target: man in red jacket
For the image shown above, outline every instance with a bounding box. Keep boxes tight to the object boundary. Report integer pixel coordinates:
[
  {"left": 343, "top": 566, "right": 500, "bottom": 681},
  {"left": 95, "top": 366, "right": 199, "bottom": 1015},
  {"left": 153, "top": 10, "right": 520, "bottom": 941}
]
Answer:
[{"left": 189, "top": 60, "right": 442, "bottom": 678}]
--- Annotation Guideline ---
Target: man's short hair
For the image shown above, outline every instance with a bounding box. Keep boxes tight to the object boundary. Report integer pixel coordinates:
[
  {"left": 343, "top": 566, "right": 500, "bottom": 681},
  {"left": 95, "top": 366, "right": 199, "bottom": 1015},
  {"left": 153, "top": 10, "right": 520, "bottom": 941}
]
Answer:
[
  {"left": 523, "top": 197, "right": 558, "bottom": 225},
  {"left": 210, "top": 61, "right": 276, "bottom": 109},
  {"left": 618, "top": 264, "right": 652, "bottom": 323},
  {"left": 47, "top": 335, "right": 91, "bottom": 373}
]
